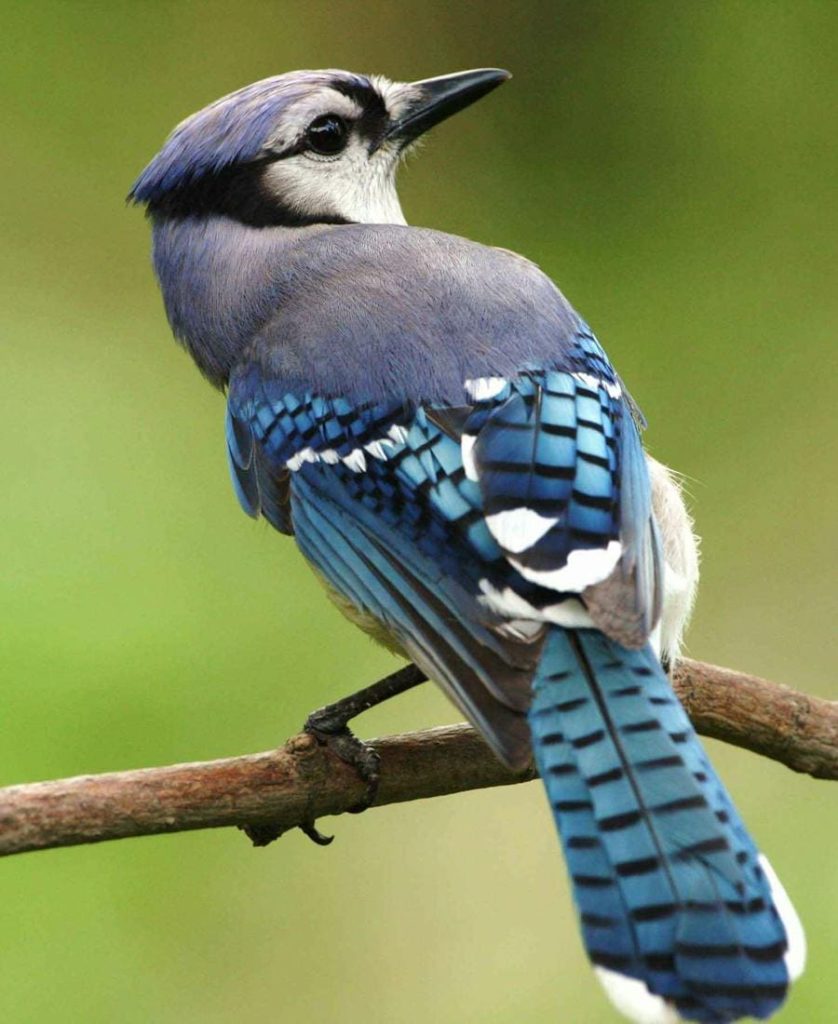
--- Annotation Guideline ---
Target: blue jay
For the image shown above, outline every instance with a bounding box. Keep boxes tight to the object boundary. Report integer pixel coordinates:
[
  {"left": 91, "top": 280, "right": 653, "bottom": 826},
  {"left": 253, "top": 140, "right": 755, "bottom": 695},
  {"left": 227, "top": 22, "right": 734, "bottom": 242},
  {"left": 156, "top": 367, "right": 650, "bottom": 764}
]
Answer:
[{"left": 131, "top": 68, "right": 805, "bottom": 1023}]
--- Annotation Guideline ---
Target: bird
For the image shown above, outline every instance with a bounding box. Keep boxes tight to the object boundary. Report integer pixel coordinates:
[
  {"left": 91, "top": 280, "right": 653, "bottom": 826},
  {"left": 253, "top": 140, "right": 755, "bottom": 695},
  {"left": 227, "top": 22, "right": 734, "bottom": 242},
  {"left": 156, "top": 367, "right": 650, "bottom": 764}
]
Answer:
[{"left": 131, "top": 68, "right": 805, "bottom": 1023}]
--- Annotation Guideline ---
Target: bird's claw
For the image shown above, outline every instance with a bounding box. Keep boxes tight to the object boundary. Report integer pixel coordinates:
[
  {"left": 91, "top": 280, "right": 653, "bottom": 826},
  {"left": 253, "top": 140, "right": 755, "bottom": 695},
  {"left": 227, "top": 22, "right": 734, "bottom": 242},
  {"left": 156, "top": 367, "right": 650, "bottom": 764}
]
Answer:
[
  {"left": 304, "top": 712, "right": 381, "bottom": 814},
  {"left": 299, "top": 821, "right": 335, "bottom": 846},
  {"left": 295, "top": 667, "right": 426, "bottom": 836}
]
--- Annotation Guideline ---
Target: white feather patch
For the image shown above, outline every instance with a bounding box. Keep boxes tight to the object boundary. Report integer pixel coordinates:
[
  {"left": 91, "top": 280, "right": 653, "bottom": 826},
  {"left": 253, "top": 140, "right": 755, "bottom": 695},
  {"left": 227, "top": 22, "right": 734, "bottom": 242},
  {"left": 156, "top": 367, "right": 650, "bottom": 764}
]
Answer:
[
  {"left": 464, "top": 376, "right": 507, "bottom": 402},
  {"left": 461, "top": 434, "right": 478, "bottom": 481},
  {"left": 758, "top": 854, "right": 806, "bottom": 982},
  {"left": 286, "top": 446, "right": 319, "bottom": 472},
  {"left": 648, "top": 621, "right": 663, "bottom": 660},
  {"left": 387, "top": 424, "right": 409, "bottom": 445},
  {"left": 285, "top": 422, "right": 411, "bottom": 475},
  {"left": 485, "top": 507, "right": 558, "bottom": 554},
  {"left": 511, "top": 540, "right": 623, "bottom": 593},
  {"left": 494, "top": 618, "right": 544, "bottom": 642},
  {"left": 341, "top": 448, "right": 367, "bottom": 473},
  {"left": 478, "top": 580, "right": 542, "bottom": 621},
  {"left": 477, "top": 580, "right": 595, "bottom": 629},
  {"left": 594, "top": 968, "right": 680, "bottom": 1024},
  {"left": 540, "top": 598, "right": 597, "bottom": 629},
  {"left": 364, "top": 439, "right": 392, "bottom": 460},
  {"left": 286, "top": 443, "right": 376, "bottom": 474},
  {"left": 573, "top": 371, "right": 622, "bottom": 399}
]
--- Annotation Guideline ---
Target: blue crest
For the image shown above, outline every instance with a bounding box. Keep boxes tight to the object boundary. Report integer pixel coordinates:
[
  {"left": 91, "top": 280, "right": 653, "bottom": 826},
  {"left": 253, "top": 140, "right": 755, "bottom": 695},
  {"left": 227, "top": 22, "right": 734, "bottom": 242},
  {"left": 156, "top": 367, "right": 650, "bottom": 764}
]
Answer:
[{"left": 129, "top": 70, "right": 372, "bottom": 204}]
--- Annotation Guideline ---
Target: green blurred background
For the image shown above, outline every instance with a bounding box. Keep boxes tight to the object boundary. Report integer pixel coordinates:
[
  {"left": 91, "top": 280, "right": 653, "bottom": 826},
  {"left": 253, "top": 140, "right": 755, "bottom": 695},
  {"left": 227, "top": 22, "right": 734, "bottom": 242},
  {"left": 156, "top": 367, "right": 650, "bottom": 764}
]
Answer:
[{"left": 2, "top": 2, "right": 835, "bottom": 1021}]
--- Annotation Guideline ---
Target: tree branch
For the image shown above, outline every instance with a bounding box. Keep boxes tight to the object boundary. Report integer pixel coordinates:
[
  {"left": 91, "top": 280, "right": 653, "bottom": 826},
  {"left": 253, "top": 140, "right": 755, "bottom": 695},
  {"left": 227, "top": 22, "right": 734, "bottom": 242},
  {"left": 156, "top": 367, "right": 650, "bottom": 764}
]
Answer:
[
  {"left": 1, "top": 657, "right": 835, "bottom": 858},
  {"left": 671, "top": 659, "right": 837, "bottom": 779}
]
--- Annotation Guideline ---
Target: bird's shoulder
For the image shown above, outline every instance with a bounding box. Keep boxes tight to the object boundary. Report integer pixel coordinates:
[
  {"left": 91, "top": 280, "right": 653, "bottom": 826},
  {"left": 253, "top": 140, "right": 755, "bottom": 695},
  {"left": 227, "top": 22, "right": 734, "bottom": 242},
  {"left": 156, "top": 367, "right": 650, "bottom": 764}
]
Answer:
[{"left": 246, "top": 223, "right": 587, "bottom": 405}]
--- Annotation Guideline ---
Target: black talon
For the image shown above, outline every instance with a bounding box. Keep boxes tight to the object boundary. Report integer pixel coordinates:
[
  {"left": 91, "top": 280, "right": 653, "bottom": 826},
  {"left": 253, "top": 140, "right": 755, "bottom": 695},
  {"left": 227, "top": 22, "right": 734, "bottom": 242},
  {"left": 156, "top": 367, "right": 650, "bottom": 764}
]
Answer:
[
  {"left": 303, "top": 664, "right": 428, "bottom": 818},
  {"left": 299, "top": 821, "right": 335, "bottom": 846},
  {"left": 240, "top": 667, "right": 426, "bottom": 848},
  {"left": 304, "top": 716, "right": 382, "bottom": 814}
]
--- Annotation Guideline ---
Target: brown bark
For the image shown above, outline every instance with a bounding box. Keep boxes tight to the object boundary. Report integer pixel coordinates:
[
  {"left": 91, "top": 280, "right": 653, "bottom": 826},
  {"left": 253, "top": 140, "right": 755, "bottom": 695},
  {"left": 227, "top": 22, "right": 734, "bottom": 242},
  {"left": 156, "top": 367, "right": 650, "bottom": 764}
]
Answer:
[
  {"left": 672, "top": 658, "right": 837, "bottom": 779},
  {"left": 0, "top": 657, "right": 834, "bottom": 858}
]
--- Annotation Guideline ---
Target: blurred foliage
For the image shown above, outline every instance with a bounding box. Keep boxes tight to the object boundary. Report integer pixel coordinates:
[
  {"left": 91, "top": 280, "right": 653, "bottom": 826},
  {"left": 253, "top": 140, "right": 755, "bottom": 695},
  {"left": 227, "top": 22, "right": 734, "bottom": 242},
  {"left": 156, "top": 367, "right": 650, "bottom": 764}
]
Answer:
[{"left": 1, "top": 2, "right": 835, "bottom": 1022}]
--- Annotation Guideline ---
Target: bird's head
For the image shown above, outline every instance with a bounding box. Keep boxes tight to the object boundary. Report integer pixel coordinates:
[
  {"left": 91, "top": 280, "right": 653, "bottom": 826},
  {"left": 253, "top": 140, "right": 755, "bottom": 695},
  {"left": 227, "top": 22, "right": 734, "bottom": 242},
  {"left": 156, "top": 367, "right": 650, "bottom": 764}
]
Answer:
[{"left": 130, "top": 68, "right": 509, "bottom": 227}]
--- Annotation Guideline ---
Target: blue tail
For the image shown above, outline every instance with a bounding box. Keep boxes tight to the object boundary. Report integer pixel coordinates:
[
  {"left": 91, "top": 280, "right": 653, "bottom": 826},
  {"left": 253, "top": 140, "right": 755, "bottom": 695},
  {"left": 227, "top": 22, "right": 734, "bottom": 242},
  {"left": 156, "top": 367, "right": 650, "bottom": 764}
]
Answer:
[{"left": 529, "top": 629, "right": 798, "bottom": 1023}]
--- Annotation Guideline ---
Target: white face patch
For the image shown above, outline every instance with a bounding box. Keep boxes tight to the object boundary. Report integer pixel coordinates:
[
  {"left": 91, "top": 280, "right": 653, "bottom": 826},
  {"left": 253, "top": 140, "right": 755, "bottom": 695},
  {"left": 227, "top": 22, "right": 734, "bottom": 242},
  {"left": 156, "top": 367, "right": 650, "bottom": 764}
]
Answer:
[
  {"left": 263, "top": 140, "right": 406, "bottom": 225},
  {"left": 368, "top": 75, "right": 420, "bottom": 121},
  {"left": 263, "top": 88, "right": 364, "bottom": 153},
  {"left": 261, "top": 83, "right": 407, "bottom": 225}
]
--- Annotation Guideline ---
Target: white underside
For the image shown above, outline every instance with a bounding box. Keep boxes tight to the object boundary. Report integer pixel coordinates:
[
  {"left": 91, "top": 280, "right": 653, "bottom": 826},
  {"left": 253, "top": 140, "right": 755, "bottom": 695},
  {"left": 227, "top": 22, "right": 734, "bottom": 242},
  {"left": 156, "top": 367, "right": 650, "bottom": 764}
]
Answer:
[{"left": 646, "top": 457, "right": 700, "bottom": 663}]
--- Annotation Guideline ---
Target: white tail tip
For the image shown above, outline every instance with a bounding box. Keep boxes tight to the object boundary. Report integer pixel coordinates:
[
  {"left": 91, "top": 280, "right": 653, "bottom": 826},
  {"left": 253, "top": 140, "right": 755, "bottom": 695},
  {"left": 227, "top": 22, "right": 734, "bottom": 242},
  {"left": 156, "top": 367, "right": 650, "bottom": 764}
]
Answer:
[{"left": 594, "top": 967, "right": 680, "bottom": 1024}]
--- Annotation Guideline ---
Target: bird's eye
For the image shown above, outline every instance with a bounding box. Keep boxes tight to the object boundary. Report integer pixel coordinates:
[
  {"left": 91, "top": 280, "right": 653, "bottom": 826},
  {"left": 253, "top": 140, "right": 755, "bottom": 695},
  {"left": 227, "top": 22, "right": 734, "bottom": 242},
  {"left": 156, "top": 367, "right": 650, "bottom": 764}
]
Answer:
[{"left": 305, "top": 115, "right": 348, "bottom": 156}]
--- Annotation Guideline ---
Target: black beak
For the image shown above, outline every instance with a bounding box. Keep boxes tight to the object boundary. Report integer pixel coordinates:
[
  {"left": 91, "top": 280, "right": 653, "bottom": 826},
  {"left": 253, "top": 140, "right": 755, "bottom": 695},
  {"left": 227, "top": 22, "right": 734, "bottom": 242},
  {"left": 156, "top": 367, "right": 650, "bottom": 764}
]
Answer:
[{"left": 380, "top": 68, "right": 510, "bottom": 150}]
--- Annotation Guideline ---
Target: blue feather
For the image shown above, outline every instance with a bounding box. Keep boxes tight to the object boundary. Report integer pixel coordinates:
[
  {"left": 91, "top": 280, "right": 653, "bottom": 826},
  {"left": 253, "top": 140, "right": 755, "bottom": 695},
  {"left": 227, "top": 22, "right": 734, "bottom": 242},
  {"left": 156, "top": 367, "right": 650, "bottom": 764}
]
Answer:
[
  {"left": 530, "top": 630, "right": 790, "bottom": 1021},
  {"left": 129, "top": 71, "right": 375, "bottom": 204},
  {"left": 134, "top": 72, "right": 802, "bottom": 1018},
  {"left": 225, "top": 353, "right": 797, "bottom": 1022},
  {"left": 469, "top": 369, "right": 621, "bottom": 568},
  {"left": 225, "top": 405, "right": 259, "bottom": 518}
]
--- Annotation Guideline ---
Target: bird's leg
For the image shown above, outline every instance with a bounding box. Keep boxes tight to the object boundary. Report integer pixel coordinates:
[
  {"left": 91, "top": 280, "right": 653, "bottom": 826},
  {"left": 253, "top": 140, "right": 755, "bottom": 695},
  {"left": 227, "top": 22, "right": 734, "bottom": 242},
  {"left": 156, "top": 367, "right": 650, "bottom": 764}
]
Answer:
[
  {"left": 243, "top": 665, "right": 428, "bottom": 849},
  {"left": 306, "top": 663, "right": 428, "bottom": 735},
  {"left": 304, "top": 664, "right": 427, "bottom": 816}
]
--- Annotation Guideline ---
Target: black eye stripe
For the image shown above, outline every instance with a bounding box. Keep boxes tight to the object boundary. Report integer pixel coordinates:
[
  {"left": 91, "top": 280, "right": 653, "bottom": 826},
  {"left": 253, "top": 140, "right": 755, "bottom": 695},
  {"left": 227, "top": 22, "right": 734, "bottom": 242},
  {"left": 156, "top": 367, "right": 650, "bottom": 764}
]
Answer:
[
  {"left": 305, "top": 114, "right": 348, "bottom": 155},
  {"left": 332, "top": 80, "right": 387, "bottom": 120}
]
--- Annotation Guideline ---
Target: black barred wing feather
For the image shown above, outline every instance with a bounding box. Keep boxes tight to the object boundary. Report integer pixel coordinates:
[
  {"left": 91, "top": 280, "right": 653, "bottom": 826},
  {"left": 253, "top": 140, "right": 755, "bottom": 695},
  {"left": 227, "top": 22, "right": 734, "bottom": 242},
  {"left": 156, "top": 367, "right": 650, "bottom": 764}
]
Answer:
[
  {"left": 227, "top": 365, "right": 548, "bottom": 768},
  {"left": 460, "top": 365, "right": 662, "bottom": 647},
  {"left": 225, "top": 332, "right": 802, "bottom": 1024},
  {"left": 225, "top": 327, "right": 661, "bottom": 763},
  {"left": 465, "top": 371, "right": 623, "bottom": 579}
]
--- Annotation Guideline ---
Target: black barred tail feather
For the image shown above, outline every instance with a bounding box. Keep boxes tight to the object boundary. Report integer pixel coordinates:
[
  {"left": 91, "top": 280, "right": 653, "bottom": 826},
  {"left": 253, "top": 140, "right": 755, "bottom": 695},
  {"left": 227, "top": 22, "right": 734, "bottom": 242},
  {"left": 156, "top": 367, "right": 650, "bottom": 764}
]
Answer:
[{"left": 528, "top": 629, "right": 805, "bottom": 1023}]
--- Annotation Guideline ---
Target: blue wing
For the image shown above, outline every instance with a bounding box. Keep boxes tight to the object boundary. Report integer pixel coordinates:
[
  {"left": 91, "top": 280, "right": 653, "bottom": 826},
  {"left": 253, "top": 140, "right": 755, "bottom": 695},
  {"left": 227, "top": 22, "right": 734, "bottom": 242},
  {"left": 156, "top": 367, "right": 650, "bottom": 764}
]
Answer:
[
  {"left": 225, "top": 326, "right": 800, "bottom": 1022},
  {"left": 462, "top": 326, "right": 661, "bottom": 646},
  {"left": 227, "top": 363, "right": 548, "bottom": 767},
  {"left": 225, "top": 324, "right": 659, "bottom": 764}
]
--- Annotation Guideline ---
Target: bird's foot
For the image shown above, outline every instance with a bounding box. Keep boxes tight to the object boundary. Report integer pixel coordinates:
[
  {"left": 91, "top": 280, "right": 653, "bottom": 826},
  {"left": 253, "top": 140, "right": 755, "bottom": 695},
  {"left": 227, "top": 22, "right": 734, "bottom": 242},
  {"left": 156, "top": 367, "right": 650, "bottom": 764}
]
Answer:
[
  {"left": 304, "top": 707, "right": 382, "bottom": 815},
  {"left": 241, "top": 818, "right": 334, "bottom": 848},
  {"left": 295, "top": 665, "right": 427, "bottom": 844}
]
